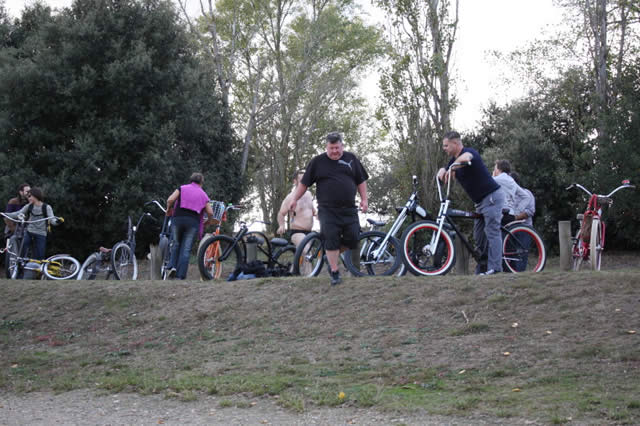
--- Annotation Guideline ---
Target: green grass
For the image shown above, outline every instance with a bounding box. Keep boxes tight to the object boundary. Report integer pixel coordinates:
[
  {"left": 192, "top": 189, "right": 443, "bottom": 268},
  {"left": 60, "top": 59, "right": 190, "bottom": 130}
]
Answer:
[{"left": 1, "top": 267, "right": 640, "bottom": 424}]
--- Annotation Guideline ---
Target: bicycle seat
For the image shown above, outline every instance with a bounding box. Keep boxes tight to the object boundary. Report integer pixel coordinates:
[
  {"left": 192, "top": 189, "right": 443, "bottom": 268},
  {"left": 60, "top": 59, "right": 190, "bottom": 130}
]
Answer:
[
  {"left": 99, "top": 247, "right": 112, "bottom": 253},
  {"left": 270, "top": 237, "right": 289, "bottom": 247},
  {"left": 367, "top": 218, "right": 386, "bottom": 227}
]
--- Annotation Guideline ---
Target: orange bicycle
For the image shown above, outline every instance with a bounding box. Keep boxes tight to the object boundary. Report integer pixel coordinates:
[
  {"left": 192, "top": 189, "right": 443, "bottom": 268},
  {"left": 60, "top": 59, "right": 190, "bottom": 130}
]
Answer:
[{"left": 566, "top": 180, "right": 634, "bottom": 271}]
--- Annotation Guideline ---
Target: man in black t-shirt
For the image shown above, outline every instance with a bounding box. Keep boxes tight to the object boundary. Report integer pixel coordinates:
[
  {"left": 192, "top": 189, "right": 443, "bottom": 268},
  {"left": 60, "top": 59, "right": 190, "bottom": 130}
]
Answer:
[{"left": 290, "top": 132, "right": 369, "bottom": 285}]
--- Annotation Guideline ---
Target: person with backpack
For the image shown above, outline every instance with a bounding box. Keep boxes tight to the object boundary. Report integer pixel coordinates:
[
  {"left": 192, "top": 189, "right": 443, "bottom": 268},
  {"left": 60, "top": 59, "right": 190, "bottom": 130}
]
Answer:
[{"left": 3, "top": 187, "right": 62, "bottom": 260}]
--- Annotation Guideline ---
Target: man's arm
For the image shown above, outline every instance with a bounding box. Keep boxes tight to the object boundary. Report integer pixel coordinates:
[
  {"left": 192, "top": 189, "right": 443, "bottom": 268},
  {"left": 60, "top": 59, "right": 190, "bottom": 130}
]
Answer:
[
  {"left": 357, "top": 181, "right": 368, "bottom": 213},
  {"left": 204, "top": 202, "right": 217, "bottom": 225},
  {"left": 515, "top": 189, "right": 535, "bottom": 220},
  {"left": 288, "top": 183, "right": 308, "bottom": 213},
  {"left": 4, "top": 200, "right": 19, "bottom": 230},
  {"left": 166, "top": 189, "right": 179, "bottom": 216},
  {"left": 277, "top": 194, "right": 293, "bottom": 235}
]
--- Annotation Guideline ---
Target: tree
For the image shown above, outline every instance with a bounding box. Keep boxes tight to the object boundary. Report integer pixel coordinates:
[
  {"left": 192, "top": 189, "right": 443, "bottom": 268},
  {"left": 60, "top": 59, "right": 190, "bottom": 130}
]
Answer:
[
  {"left": 0, "top": 0, "right": 243, "bottom": 257},
  {"left": 182, "top": 0, "right": 384, "bottom": 232},
  {"left": 375, "top": 0, "right": 459, "bottom": 216}
]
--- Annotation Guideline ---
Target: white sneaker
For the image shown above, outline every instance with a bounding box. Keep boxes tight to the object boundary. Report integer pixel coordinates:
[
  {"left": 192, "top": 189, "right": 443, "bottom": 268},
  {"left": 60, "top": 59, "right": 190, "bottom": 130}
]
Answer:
[{"left": 479, "top": 269, "right": 498, "bottom": 276}]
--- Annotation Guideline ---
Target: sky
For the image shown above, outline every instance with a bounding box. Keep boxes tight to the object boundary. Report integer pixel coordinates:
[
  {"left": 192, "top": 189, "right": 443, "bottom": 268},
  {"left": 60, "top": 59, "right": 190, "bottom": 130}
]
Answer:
[{"left": 4, "top": 0, "right": 563, "bottom": 132}]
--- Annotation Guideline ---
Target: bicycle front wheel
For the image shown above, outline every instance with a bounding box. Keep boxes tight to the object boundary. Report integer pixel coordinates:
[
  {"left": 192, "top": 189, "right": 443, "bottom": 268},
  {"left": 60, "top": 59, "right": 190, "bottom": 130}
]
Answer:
[
  {"left": 44, "top": 254, "right": 81, "bottom": 280},
  {"left": 198, "top": 235, "right": 241, "bottom": 280},
  {"left": 111, "top": 242, "right": 138, "bottom": 280},
  {"left": 273, "top": 244, "right": 296, "bottom": 276},
  {"left": 292, "top": 232, "right": 325, "bottom": 277},
  {"left": 158, "top": 234, "right": 171, "bottom": 280},
  {"left": 344, "top": 231, "right": 402, "bottom": 276},
  {"left": 589, "top": 218, "right": 603, "bottom": 271},
  {"left": 401, "top": 221, "right": 456, "bottom": 276},
  {"left": 502, "top": 225, "right": 546, "bottom": 273}
]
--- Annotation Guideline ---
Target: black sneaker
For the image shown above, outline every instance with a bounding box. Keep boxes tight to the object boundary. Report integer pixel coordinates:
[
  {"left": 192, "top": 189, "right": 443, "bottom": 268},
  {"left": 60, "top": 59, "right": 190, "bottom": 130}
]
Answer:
[{"left": 330, "top": 270, "right": 342, "bottom": 286}]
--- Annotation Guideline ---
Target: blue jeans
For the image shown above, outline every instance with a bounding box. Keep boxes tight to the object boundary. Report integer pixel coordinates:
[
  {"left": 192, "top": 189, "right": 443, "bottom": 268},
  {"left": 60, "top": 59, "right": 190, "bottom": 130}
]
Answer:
[
  {"left": 168, "top": 215, "right": 199, "bottom": 279},
  {"left": 473, "top": 189, "right": 506, "bottom": 273},
  {"left": 21, "top": 232, "right": 47, "bottom": 260}
]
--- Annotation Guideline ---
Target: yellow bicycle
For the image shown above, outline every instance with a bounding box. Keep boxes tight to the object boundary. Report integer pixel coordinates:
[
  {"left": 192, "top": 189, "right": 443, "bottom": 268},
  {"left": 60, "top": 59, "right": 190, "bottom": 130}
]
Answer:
[{"left": 1, "top": 213, "right": 80, "bottom": 280}]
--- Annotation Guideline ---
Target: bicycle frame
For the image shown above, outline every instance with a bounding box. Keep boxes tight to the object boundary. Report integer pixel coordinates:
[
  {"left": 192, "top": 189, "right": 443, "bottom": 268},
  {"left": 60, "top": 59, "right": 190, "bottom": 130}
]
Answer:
[
  {"left": 199, "top": 204, "right": 295, "bottom": 279},
  {"left": 369, "top": 175, "right": 429, "bottom": 260},
  {"left": 127, "top": 211, "right": 152, "bottom": 254},
  {"left": 428, "top": 163, "right": 477, "bottom": 259}
]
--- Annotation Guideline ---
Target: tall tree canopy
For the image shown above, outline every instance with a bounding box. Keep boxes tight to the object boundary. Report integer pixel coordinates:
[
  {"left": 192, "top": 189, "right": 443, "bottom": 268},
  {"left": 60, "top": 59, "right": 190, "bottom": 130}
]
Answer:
[
  {"left": 472, "top": 0, "right": 640, "bottom": 250},
  {"left": 182, "top": 0, "right": 385, "bottom": 231},
  {"left": 0, "top": 0, "right": 243, "bottom": 257},
  {"left": 375, "top": 0, "right": 459, "bottom": 216}
]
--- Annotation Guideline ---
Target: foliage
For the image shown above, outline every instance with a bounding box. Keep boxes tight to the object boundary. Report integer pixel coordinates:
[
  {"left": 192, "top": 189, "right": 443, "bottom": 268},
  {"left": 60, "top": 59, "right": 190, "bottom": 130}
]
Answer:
[
  {"left": 0, "top": 0, "right": 243, "bottom": 257},
  {"left": 471, "top": 52, "right": 640, "bottom": 251},
  {"left": 375, "top": 0, "right": 459, "bottom": 216},
  {"left": 191, "top": 0, "right": 385, "bottom": 232}
]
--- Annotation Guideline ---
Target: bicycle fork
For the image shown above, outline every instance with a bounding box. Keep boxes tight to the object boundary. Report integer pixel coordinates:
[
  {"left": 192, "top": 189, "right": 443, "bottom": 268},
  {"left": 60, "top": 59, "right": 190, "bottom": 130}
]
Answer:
[{"left": 428, "top": 199, "right": 451, "bottom": 257}]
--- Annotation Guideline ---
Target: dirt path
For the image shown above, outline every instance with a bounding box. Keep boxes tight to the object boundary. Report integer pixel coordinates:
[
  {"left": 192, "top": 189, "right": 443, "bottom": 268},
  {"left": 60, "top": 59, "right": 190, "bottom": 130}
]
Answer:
[{"left": 0, "top": 390, "right": 538, "bottom": 425}]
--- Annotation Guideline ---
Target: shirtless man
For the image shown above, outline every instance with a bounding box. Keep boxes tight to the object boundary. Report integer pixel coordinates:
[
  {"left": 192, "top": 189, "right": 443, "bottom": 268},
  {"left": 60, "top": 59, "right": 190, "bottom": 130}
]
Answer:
[{"left": 277, "top": 170, "right": 316, "bottom": 248}]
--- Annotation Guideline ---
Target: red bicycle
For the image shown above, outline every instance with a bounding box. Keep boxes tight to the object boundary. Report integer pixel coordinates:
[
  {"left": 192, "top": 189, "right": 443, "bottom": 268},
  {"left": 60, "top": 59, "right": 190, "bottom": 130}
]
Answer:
[{"left": 566, "top": 180, "right": 634, "bottom": 271}]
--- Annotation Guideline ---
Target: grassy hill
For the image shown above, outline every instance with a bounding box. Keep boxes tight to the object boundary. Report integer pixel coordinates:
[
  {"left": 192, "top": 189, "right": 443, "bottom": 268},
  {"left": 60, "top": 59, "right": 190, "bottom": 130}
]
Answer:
[{"left": 1, "top": 264, "right": 639, "bottom": 424}]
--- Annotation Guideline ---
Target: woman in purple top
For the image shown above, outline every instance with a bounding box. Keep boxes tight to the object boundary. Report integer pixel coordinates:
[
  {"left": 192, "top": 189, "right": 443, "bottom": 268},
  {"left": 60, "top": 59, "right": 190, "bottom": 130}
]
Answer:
[{"left": 166, "top": 172, "right": 215, "bottom": 279}]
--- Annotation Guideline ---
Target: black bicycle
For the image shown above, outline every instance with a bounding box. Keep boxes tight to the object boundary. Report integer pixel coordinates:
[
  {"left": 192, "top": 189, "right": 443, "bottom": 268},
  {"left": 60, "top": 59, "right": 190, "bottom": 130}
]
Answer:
[
  {"left": 400, "top": 162, "right": 547, "bottom": 276},
  {"left": 197, "top": 204, "right": 297, "bottom": 280},
  {"left": 77, "top": 212, "right": 151, "bottom": 280},
  {"left": 143, "top": 200, "right": 175, "bottom": 280}
]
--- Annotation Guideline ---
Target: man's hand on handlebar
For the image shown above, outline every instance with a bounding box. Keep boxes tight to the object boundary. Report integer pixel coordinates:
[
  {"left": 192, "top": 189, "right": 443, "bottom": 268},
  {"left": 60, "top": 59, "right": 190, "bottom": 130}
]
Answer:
[{"left": 437, "top": 167, "right": 452, "bottom": 183}]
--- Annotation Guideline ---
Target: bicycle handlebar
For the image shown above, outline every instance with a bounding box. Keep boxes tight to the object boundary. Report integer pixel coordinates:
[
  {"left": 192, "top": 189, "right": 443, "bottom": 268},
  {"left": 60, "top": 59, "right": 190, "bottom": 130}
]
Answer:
[
  {"left": 449, "top": 161, "right": 472, "bottom": 169},
  {"left": 145, "top": 200, "right": 167, "bottom": 213},
  {"left": 1, "top": 212, "right": 63, "bottom": 224},
  {"left": 226, "top": 204, "right": 245, "bottom": 211},
  {"left": 437, "top": 161, "right": 471, "bottom": 201},
  {"left": 566, "top": 180, "right": 634, "bottom": 199}
]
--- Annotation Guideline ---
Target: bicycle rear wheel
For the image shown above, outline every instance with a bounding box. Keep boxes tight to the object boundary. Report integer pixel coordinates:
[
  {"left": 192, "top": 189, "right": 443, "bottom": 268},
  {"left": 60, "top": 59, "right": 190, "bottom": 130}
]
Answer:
[
  {"left": 111, "top": 242, "right": 138, "bottom": 280},
  {"left": 589, "top": 218, "right": 603, "bottom": 271},
  {"left": 502, "top": 225, "right": 546, "bottom": 273},
  {"left": 344, "top": 231, "right": 402, "bottom": 276},
  {"left": 292, "top": 232, "right": 325, "bottom": 277},
  {"left": 401, "top": 220, "right": 456, "bottom": 276},
  {"left": 198, "top": 235, "right": 241, "bottom": 280},
  {"left": 44, "top": 254, "right": 81, "bottom": 280},
  {"left": 77, "top": 253, "right": 100, "bottom": 280}
]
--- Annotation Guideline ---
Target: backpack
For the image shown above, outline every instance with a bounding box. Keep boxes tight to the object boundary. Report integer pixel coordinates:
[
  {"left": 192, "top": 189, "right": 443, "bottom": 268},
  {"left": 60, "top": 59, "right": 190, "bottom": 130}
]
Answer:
[
  {"left": 26, "top": 203, "right": 52, "bottom": 233},
  {"left": 227, "top": 260, "right": 268, "bottom": 281}
]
